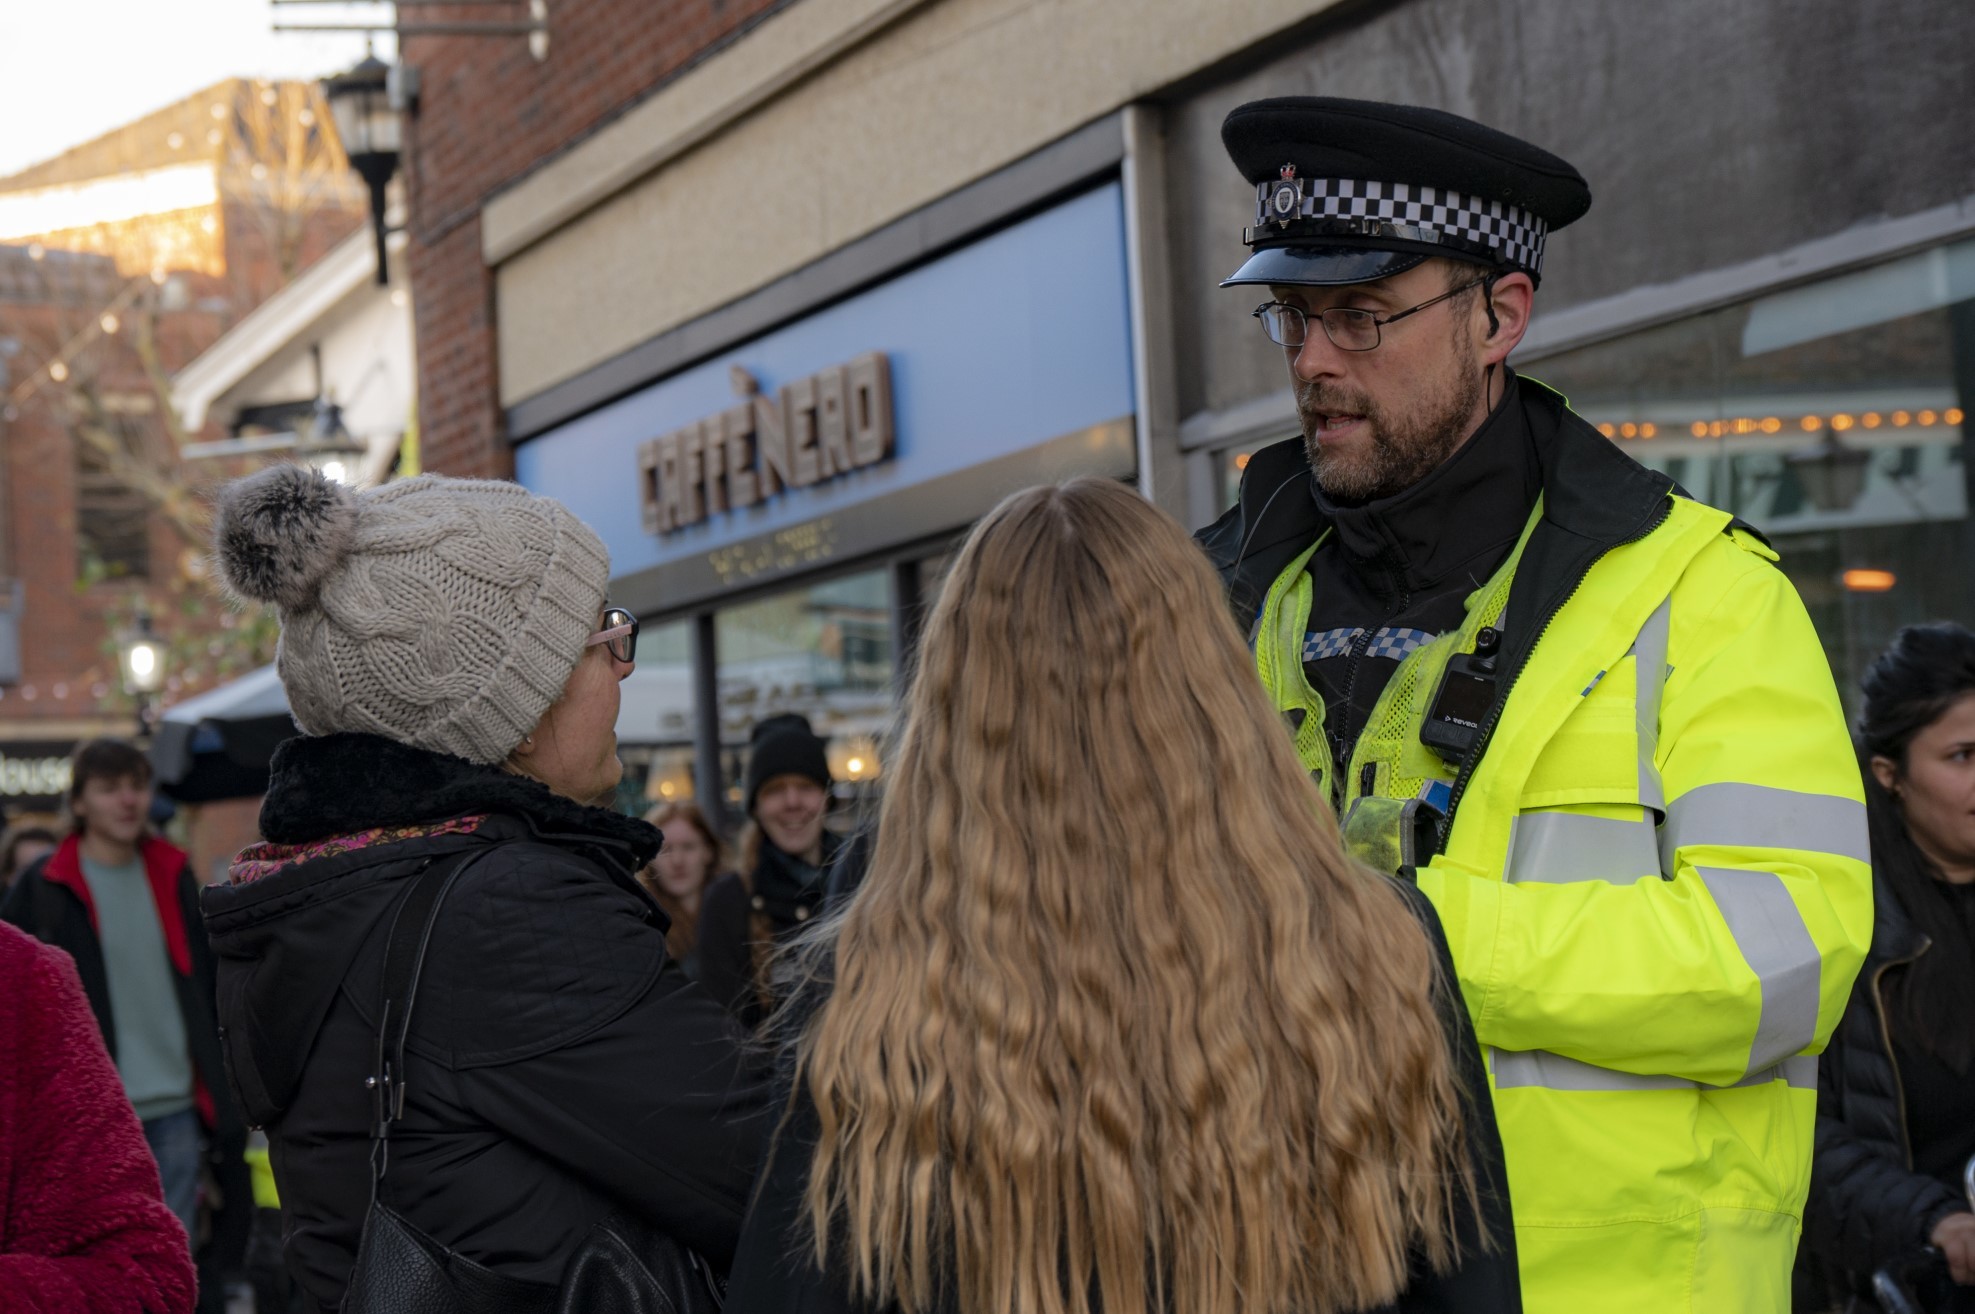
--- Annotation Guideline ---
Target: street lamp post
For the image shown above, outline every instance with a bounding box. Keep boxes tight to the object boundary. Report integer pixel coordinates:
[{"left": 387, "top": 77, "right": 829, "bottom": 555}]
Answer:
[
  {"left": 299, "top": 396, "right": 368, "bottom": 485},
  {"left": 322, "top": 55, "right": 401, "bottom": 287},
  {"left": 120, "top": 613, "right": 166, "bottom": 741},
  {"left": 1786, "top": 428, "right": 1874, "bottom": 513}
]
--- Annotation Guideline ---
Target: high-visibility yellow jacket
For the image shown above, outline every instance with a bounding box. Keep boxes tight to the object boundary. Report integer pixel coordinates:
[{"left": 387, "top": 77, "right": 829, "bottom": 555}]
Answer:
[{"left": 1198, "top": 381, "right": 1874, "bottom": 1313}]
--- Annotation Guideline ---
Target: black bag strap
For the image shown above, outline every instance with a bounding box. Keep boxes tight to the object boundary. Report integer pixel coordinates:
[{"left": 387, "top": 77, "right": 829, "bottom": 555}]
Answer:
[{"left": 367, "top": 849, "right": 482, "bottom": 1195}]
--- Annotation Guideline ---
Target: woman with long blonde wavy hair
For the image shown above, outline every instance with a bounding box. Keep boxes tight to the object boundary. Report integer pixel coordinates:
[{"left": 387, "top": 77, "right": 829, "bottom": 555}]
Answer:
[{"left": 726, "top": 478, "right": 1517, "bottom": 1314}]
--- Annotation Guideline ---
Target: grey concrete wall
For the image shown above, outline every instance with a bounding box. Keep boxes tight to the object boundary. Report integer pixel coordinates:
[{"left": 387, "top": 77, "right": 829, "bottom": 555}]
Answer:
[{"left": 1166, "top": 0, "right": 1975, "bottom": 423}]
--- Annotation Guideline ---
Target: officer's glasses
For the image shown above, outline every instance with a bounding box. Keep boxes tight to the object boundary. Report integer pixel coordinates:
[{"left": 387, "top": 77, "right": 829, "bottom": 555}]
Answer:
[
  {"left": 585, "top": 606, "right": 639, "bottom": 665},
  {"left": 1253, "top": 275, "right": 1489, "bottom": 352}
]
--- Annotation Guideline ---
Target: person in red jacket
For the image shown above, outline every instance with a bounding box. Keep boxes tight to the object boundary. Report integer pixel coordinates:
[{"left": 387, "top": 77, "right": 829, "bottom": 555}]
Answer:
[
  {"left": 0, "top": 917, "right": 196, "bottom": 1312},
  {"left": 1, "top": 739, "right": 249, "bottom": 1306}
]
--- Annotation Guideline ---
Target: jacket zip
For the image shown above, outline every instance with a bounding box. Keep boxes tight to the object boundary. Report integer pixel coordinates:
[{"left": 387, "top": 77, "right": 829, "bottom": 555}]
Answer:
[
  {"left": 1865, "top": 942, "right": 1930, "bottom": 1171},
  {"left": 1327, "top": 550, "right": 1409, "bottom": 804},
  {"left": 1439, "top": 499, "right": 1674, "bottom": 844},
  {"left": 1330, "top": 623, "right": 1378, "bottom": 802}
]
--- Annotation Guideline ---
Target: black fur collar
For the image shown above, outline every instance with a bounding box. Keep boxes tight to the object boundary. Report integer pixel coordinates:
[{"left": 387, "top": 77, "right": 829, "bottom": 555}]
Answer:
[{"left": 260, "top": 732, "right": 659, "bottom": 865}]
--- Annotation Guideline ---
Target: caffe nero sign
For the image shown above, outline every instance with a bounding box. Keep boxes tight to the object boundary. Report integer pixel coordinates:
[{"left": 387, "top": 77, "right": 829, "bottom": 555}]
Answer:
[{"left": 638, "top": 352, "right": 894, "bottom": 537}]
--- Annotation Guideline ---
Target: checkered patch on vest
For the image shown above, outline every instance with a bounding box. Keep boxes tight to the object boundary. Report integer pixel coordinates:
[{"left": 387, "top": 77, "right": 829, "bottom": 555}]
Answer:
[
  {"left": 1303, "top": 627, "right": 1366, "bottom": 662},
  {"left": 1364, "top": 627, "right": 1435, "bottom": 660},
  {"left": 1302, "top": 625, "right": 1436, "bottom": 664},
  {"left": 1253, "top": 177, "right": 1549, "bottom": 275}
]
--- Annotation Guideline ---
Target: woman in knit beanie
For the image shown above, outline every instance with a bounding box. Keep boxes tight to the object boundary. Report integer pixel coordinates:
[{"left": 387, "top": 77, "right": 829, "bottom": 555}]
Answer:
[{"left": 197, "top": 465, "right": 769, "bottom": 1310}]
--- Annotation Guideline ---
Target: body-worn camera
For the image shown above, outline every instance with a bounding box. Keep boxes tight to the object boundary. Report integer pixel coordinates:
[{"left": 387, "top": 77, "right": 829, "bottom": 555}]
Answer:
[{"left": 1421, "top": 626, "right": 1502, "bottom": 765}]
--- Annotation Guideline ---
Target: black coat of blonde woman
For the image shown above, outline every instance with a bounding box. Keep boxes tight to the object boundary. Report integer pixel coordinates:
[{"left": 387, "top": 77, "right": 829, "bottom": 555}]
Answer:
[{"left": 727, "top": 477, "right": 1518, "bottom": 1314}]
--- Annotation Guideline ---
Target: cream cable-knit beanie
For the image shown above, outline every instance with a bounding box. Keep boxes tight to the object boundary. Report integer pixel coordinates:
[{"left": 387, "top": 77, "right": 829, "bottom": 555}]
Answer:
[{"left": 212, "top": 465, "right": 610, "bottom": 765}]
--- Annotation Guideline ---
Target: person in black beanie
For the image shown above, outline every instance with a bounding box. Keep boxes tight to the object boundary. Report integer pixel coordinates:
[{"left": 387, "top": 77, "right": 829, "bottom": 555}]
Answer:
[{"left": 699, "top": 715, "right": 864, "bottom": 1028}]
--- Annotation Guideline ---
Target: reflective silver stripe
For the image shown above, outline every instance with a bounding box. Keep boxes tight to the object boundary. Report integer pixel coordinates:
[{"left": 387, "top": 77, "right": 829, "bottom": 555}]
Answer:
[
  {"left": 1492, "top": 1047, "right": 1696, "bottom": 1091},
  {"left": 1491, "top": 1048, "right": 1817, "bottom": 1092},
  {"left": 1745, "top": 1054, "right": 1819, "bottom": 1090},
  {"left": 1630, "top": 599, "right": 1670, "bottom": 815},
  {"left": 1696, "top": 866, "right": 1823, "bottom": 1074},
  {"left": 1659, "top": 782, "right": 1871, "bottom": 870},
  {"left": 1507, "top": 810, "right": 1662, "bottom": 885}
]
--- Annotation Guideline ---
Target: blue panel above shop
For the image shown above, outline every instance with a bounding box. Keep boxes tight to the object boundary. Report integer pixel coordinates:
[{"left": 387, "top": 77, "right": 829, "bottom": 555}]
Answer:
[{"left": 514, "top": 183, "right": 1136, "bottom": 610}]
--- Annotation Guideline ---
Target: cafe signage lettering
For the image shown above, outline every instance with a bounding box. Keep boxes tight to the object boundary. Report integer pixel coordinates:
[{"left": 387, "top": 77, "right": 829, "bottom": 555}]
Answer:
[
  {"left": 0, "top": 750, "right": 71, "bottom": 799},
  {"left": 639, "top": 352, "right": 894, "bottom": 536}
]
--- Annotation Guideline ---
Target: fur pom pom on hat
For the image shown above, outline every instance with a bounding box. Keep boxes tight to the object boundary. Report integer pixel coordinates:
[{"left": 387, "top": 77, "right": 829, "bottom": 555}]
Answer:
[
  {"left": 213, "top": 465, "right": 358, "bottom": 611},
  {"left": 212, "top": 467, "right": 612, "bottom": 766}
]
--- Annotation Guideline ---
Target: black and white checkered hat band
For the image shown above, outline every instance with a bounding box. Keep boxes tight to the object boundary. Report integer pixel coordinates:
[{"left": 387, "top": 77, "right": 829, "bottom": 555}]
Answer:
[{"left": 1250, "top": 177, "right": 1549, "bottom": 275}]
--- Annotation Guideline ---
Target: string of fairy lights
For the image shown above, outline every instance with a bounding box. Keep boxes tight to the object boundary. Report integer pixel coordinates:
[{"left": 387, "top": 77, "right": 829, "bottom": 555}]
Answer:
[
  {"left": 1595, "top": 408, "right": 1966, "bottom": 441},
  {"left": 3, "top": 248, "right": 166, "bottom": 417},
  {"left": 0, "top": 251, "right": 191, "bottom": 709}
]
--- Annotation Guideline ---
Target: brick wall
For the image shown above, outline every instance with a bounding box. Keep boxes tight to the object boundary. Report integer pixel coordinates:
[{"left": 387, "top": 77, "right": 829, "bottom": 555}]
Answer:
[
  {"left": 0, "top": 276, "right": 239, "bottom": 733},
  {"left": 402, "top": 0, "right": 791, "bottom": 476},
  {"left": 0, "top": 187, "right": 361, "bottom": 751}
]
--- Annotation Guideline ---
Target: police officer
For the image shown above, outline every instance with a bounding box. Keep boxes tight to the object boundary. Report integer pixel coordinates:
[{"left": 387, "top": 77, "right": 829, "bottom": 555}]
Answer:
[{"left": 1198, "top": 97, "right": 1874, "bottom": 1314}]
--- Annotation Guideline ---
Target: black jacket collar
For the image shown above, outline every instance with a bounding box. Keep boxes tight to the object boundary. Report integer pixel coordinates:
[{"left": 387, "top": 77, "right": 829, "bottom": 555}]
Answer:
[
  {"left": 1315, "top": 377, "right": 1542, "bottom": 596},
  {"left": 259, "top": 732, "right": 660, "bottom": 871},
  {"left": 750, "top": 830, "right": 842, "bottom": 920},
  {"left": 1199, "top": 370, "right": 1682, "bottom": 626}
]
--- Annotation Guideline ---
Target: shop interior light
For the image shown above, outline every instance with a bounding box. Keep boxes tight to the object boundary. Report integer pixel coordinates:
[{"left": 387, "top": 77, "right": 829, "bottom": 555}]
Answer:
[
  {"left": 1841, "top": 569, "right": 1897, "bottom": 593},
  {"left": 829, "top": 734, "right": 882, "bottom": 783}
]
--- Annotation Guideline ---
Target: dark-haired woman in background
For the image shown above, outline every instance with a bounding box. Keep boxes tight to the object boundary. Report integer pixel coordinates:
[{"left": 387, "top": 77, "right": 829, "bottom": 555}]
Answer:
[{"left": 1802, "top": 622, "right": 1975, "bottom": 1311}]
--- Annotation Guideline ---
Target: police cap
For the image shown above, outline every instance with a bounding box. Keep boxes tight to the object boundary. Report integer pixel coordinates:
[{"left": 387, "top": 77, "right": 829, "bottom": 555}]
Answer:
[{"left": 1220, "top": 97, "right": 1590, "bottom": 288}]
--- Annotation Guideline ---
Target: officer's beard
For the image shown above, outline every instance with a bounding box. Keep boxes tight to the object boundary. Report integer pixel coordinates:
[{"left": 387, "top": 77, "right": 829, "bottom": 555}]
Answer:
[{"left": 1296, "top": 329, "right": 1486, "bottom": 507}]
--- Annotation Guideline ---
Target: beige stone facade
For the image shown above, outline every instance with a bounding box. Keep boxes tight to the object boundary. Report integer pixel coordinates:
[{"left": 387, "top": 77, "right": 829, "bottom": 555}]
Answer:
[{"left": 485, "top": 0, "right": 1338, "bottom": 405}]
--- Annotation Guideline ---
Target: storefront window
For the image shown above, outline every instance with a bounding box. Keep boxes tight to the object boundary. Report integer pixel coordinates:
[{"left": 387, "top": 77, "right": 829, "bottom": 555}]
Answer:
[
  {"left": 716, "top": 569, "right": 894, "bottom": 827},
  {"left": 1523, "top": 237, "right": 1975, "bottom": 711},
  {"left": 613, "top": 619, "right": 694, "bottom": 815},
  {"left": 1217, "top": 441, "right": 1277, "bottom": 512}
]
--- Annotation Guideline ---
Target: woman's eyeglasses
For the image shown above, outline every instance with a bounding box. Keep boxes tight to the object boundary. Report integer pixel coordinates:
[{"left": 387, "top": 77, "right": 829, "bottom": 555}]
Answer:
[{"left": 586, "top": 606, "right": 639, "bottom": 664}]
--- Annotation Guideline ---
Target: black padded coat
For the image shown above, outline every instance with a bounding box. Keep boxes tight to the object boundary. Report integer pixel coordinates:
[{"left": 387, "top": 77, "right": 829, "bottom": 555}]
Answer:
[
  {"left": 1798, "top": 872, "right": 1969, "bottom": 1307},
  {"left": 200, "top": 733, "right": 774, "bottom": 1312}
]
